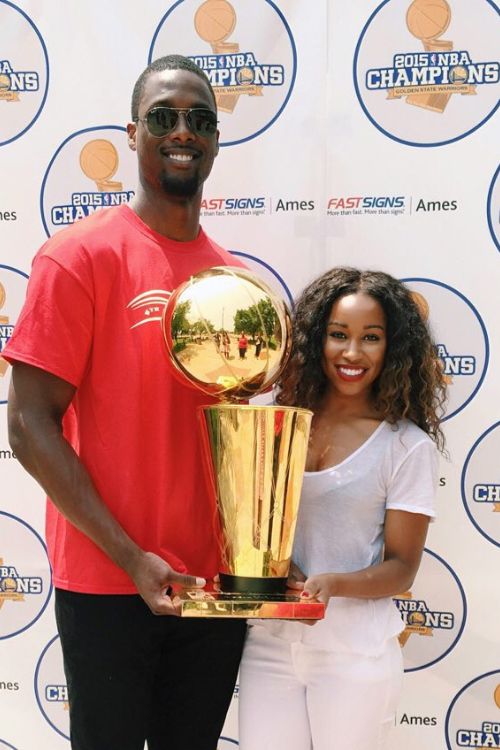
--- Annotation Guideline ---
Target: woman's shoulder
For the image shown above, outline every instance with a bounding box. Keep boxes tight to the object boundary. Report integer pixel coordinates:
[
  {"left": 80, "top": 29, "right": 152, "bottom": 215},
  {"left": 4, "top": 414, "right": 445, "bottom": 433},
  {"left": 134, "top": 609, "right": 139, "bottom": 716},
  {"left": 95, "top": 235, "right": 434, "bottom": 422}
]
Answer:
[{"left": 382, "top": 419, "right": 436, "bottom": 456}]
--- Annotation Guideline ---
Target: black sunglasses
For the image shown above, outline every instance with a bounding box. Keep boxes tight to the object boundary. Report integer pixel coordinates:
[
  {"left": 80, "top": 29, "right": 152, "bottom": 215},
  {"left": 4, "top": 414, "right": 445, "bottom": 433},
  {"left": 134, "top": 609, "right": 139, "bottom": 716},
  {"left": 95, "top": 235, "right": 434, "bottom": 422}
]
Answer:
[{"left": 135, "top": 107, "right": 218, "bottom": 138}]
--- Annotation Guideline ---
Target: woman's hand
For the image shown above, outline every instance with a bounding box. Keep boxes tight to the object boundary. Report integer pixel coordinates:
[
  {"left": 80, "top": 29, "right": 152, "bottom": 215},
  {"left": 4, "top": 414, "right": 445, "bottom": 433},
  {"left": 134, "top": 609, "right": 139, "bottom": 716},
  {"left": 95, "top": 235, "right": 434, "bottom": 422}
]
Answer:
[{"left": 301, "top": 573, "right": 338, "bottom": 604}]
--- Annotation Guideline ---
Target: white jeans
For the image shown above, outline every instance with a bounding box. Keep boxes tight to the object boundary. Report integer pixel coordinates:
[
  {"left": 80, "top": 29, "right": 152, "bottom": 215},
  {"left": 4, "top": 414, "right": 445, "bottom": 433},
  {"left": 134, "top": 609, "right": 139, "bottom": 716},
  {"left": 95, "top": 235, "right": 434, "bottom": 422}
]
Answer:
[{"left": 238, "top": 624, "right": 403, "bottom": 750}]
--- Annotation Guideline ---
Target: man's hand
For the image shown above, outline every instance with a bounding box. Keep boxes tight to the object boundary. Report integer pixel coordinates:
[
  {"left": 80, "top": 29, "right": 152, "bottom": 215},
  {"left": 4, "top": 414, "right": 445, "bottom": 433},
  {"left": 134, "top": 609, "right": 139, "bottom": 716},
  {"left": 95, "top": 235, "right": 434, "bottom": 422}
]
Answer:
[{"left": 128, "top": 551, "right": 206, "bottom": 616}]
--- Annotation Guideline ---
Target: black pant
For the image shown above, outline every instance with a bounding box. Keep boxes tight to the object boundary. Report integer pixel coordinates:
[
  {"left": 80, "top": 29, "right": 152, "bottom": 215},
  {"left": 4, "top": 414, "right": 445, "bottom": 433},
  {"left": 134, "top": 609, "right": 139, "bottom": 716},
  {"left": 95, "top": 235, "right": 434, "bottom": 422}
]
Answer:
[{"left": 55, "top": 589, "right": 247, "bottom": 750}]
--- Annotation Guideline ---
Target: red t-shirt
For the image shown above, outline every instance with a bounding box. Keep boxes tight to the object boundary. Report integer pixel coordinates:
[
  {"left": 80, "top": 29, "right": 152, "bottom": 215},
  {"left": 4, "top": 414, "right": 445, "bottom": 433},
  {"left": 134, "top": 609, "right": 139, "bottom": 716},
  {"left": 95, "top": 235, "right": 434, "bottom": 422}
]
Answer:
[{"left": 4, "top": 204, "right": 243, "bottom": 593}]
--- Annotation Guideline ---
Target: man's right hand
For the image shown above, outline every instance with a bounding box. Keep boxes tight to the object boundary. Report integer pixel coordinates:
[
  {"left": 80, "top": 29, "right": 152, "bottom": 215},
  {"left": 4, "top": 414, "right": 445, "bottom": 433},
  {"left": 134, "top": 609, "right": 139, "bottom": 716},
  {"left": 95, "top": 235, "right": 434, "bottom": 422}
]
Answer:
[{"left": 128, "top": 550, "right": 206, "bottom": 616}]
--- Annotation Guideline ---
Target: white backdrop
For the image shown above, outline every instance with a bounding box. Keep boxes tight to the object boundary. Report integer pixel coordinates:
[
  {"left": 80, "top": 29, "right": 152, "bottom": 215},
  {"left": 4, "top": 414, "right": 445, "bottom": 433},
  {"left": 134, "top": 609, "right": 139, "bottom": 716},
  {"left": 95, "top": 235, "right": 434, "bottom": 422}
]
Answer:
[{"left": 0, "top": 1, "right": 499, "bottom": 748}]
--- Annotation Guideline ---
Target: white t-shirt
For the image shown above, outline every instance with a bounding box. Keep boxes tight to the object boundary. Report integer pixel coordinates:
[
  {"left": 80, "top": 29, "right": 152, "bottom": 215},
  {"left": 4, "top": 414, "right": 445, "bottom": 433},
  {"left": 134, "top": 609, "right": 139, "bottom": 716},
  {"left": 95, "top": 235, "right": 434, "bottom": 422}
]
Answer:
[{"left": 254, "top": 419, "right": 438, "bottom": 656}]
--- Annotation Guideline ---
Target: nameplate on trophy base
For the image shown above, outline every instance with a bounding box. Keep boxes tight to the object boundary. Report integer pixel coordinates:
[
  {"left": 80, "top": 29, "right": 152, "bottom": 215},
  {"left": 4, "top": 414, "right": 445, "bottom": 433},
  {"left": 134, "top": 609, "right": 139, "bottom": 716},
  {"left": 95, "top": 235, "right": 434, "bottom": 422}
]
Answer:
[{"left": 177, "top": 587, "right": 325, "bottom": 620}]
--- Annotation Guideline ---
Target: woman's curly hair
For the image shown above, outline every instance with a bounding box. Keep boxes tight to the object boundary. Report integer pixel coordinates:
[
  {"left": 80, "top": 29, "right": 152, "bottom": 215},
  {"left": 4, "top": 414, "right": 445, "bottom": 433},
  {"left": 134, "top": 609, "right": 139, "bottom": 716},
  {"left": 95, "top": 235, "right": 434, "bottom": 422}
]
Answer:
[{"left": 276, "top": 268, "right": 447, "bottom": 452}]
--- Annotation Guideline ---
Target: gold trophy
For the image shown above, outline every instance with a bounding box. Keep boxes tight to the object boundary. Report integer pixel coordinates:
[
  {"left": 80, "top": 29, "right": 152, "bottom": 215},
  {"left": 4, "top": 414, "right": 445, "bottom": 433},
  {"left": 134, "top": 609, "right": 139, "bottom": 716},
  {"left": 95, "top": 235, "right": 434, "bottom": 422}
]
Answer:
[{"left": 162, "top": 267, "right": 324, "bottom": 619}]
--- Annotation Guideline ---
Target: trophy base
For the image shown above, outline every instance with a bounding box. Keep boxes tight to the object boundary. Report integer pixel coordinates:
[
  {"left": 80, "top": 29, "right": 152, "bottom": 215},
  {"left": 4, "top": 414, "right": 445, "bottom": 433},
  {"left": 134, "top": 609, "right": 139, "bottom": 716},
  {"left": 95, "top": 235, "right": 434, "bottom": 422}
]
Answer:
[{"left": 177, "top": 588, "right": 325, "bottom": 620}]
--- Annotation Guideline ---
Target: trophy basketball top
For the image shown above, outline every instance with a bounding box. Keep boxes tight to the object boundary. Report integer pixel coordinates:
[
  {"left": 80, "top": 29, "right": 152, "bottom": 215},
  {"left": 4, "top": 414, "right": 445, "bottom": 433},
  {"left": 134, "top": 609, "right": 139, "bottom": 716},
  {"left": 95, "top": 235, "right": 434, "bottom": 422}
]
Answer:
[{"left": 162, "top": 266, "right": 292, "bottom": 401}]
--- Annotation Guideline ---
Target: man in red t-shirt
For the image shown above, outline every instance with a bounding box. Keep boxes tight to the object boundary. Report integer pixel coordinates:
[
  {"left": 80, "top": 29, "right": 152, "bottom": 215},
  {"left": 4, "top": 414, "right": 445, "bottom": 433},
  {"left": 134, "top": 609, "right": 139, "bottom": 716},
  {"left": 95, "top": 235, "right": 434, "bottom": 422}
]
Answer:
[{"left": 5, "top": 56, "right": 246, "bottom": 750}]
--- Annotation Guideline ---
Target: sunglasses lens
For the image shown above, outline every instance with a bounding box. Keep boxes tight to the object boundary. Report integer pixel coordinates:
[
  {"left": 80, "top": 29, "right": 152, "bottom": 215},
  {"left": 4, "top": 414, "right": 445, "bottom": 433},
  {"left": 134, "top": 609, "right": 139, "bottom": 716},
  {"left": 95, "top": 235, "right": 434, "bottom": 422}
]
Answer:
[
  {"left": 147, "top": 108, "right": 178, "bottom": 136},
  {"left": 144, "top": 108, "right": 217, "bottom": 137},
  {"left": 188, "top": 109, "right": 218, "bottom": 136}
]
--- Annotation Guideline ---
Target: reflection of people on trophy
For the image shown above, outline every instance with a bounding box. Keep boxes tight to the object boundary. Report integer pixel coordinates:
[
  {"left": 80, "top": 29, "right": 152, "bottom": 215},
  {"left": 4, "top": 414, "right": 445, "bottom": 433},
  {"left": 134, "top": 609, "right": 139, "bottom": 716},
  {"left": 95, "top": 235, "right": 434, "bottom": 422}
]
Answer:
[
  {"left": 222, "top": 330, "right": 231, "bottom": 358},
  {"left": 167, "top": 272, "right": 287, "bottom": 399},
  {"left": 238, "top": 332, "right": 248, "bottom": 359},
  {"left": 238, "top": 267, "right": 448, "bottom": 750},
  {"left": 254, "top": 332, "right": 264, "bottom": 359}
]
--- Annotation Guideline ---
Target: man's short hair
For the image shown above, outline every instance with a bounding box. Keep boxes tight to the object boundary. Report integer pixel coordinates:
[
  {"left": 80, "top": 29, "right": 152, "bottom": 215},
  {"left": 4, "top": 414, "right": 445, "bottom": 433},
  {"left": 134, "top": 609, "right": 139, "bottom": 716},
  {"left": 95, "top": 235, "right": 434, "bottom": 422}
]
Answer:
[{"left": 131, "top": 55, "right": 217, "bottom": 120}]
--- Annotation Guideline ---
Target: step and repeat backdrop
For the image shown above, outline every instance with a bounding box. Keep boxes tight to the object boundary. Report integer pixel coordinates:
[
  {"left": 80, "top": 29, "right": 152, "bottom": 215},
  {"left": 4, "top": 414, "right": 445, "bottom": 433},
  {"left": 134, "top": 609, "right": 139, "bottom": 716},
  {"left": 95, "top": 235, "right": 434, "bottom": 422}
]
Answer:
[{"left": 0, "top": 1, "right": 498, "bottom": 748}]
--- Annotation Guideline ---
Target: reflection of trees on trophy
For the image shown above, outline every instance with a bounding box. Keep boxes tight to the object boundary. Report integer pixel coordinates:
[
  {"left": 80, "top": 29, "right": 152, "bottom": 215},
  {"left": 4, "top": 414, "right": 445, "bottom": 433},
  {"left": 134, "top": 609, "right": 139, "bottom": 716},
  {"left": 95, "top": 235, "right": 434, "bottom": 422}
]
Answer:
[
  {"left": 171, "top": 299, "right": 191, "bottom": 351},
  {"left": 194, "top": 0, "right": 261, "bottom": 113},
  {"left": 234, "top": 297, "right": 279, "bottom": 357},
  {"left": 405, "top": 0, "right": 474, "bottom": 113},
  {"left": 79, "top": 139, "right": 123, "bottom": 192}
]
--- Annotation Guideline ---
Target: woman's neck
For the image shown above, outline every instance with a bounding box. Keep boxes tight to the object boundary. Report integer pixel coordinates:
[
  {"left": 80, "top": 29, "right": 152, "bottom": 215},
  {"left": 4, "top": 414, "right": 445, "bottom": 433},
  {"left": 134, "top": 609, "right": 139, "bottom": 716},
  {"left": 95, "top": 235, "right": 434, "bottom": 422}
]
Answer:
[{"left": 317, "top": 389, "right": 381, "bottom": 422}]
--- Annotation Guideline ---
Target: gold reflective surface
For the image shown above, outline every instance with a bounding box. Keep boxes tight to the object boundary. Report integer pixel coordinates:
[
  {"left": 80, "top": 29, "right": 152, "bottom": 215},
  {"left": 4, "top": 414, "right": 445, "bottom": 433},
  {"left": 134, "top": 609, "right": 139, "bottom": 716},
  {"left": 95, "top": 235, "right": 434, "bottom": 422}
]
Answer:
[
  {"left": 200, "top": 405, "right": 312, "bottom": 580},
  {"left": 162, "top": 267, "right": 325, "bottom": 620},
  {"left": 177, "top": 588, "right": 325, "bottom": 619},
  {"left": 162, "top": 266, "right": 292, "bottom": 400}
]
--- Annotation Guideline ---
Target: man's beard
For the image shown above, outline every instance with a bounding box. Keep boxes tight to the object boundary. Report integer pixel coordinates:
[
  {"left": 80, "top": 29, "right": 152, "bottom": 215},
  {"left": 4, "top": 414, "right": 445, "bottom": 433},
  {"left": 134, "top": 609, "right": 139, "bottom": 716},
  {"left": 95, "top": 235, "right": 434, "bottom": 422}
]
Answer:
[{"left": 160, "top": 171, "right": 200, "bottom": 199}]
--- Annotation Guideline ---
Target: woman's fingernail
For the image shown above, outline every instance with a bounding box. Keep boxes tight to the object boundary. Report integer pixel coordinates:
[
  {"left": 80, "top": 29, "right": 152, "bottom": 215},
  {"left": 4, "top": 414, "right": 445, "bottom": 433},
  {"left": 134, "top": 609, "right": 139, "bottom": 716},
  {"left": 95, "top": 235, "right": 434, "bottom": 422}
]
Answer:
[{"left": 300, "top": 591, "right": 310, "bottom": 598}]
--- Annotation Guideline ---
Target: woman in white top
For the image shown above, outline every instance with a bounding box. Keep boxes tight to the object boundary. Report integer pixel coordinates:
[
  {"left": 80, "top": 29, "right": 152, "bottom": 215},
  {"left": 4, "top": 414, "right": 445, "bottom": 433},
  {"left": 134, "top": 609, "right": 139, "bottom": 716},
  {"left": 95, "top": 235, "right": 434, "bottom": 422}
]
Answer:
[{"left": 238, "top": 268, "right": 447, "bottom": 750}]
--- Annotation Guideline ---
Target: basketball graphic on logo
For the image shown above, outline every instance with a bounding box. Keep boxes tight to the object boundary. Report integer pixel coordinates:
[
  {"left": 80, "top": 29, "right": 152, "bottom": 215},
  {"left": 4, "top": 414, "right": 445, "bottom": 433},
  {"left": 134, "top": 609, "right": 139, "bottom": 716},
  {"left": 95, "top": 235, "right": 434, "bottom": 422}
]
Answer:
[
  {"left": 237, "top": 67, "right": 254, "bottom": 85},
  {"left": 408, "top": 611, "right": 426, "bottom": 627},
  {"left": 0, "top": 74, "right": 11, "bottom": 91},
  {"left": 194, "top": 0, "right": 236, "bottom": 44},
  {"left": 450, "top": 66, "right": 468, "bottom": 84},
  {"left": 406, "top": 0, "right": 451, "bottom": 41},
  {"left": 494, "top": 684, "right": 500, "bottom": 709},
  {"left": 0, "top": 577, "right": 17, "bottom": 593},
  {"left": 79, "top": 139, "right": 119, "bottom": 182},
  {"left": 410, "top": 290, "right": 430, "bottom": 321}
]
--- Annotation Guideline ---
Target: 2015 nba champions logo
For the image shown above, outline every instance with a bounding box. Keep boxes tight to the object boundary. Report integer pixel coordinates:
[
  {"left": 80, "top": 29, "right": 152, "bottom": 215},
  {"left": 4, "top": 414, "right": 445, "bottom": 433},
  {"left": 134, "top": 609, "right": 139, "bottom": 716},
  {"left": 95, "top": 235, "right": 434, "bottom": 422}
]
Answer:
[
  {"left": 0, "top": 0, "right": 49, "bottom": 147},
  {"left": 0, "top": 512, "right": 52, "bottom": 640},
  {"left": 35, "top": 635, "right": 70, "bottom": 740},
  {"left": 446, "top": 670, "right": 500, "bottom": 749},
  {"left": 354, "top": 0, "right": 499, "bottom": 146},
  {"left": 40, "top": 126, "right": 137, "bottom": 237},
  {"left": 402, "top": 278, "right": 488, "bottom": 419},
  {"left": 149, "top": 0, "right": 297, "bottom": 146},
  {"left": 461, "top": 422, "right": 500, "bottom": 547}
]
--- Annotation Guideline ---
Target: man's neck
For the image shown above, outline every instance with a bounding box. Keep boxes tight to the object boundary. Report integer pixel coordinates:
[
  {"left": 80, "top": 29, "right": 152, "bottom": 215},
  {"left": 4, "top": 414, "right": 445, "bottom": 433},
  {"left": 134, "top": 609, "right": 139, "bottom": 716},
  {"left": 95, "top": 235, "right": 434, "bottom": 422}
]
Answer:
[{"left": 129, "top": 190, "right": 202, "bottom": 242}]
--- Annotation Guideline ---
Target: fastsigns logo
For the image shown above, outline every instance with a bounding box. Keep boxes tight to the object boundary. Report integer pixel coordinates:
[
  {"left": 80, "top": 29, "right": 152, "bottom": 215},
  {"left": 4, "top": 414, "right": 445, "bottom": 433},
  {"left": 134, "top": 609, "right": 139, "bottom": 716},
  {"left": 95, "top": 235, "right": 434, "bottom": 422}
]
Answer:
[
  {"left": 327, "top": 196, "right": 407, "bottom": 216},
  {"left": 0, "top": 1, "right": 48, "bottom": 146},
  {"left": 354, "top": 0, "right": 500, "bottom": 146},
  {"left": 40, "top": 126, "right": 136, "bottom": 237},
  {"left": 393, "top": 548, "right": 465, "bottom": 672},
  {"left": 201, "top": 196, "right": 267, "bottom": 216},
  {"left": 149, "top": 0, "right": 296, "bottom": 145}
]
